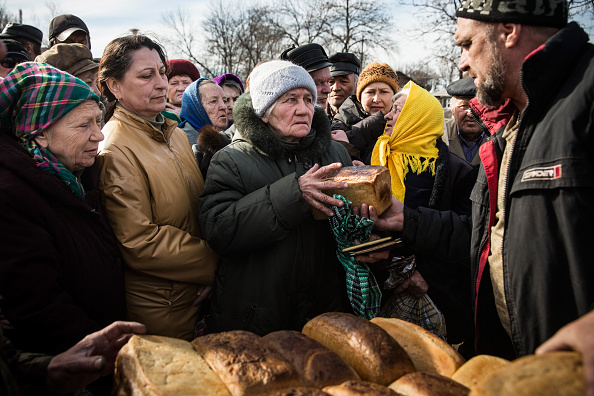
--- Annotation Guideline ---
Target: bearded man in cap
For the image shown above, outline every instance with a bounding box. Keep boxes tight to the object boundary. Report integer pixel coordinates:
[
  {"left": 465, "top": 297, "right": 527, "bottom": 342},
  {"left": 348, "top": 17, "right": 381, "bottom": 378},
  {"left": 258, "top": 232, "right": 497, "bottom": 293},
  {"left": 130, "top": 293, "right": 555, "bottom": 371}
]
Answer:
[
  {"left": 355, "top": 0, "right": 594, "bottom": 391},
  {"left": 49, "top": 14, "right": 91, "bottom": 49}
]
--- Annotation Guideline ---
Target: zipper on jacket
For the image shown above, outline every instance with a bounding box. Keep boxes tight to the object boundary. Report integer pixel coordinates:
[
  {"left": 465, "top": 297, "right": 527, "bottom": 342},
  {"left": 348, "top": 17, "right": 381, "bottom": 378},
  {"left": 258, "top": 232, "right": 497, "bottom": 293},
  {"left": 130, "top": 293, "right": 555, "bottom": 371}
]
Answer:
[
  {"left": 159, "top": 129, "right": 201, "bottom": 203},
  {"left": 243, "top": 304, "right": 256, "bottom": 330}
]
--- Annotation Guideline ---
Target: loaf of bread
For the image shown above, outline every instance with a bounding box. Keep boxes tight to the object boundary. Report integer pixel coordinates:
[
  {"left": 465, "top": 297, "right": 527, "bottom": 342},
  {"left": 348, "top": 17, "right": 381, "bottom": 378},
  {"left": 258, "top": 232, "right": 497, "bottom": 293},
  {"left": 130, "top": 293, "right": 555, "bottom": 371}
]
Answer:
[
  {"left": 313, "top": 165, "right": 392, "bottom": 220},
  {"left": 113, "top": 335, "right": 231, "bottom": 396},
  {"left": 389, "top": 372, "right": 470, "bottom": 396},
  {"left": 470, "top": 351, "right": 584, "bottom": 396},
  {"left": 302, "top": 312, "right": 415, "bottom": 385},
  {"left": 268, "top": 387, "right": 331, "bottom": 396},
  {"left": 192, "top": 330, "right": 304, "bottom": 396},
  {"left": 451, "top": 355, "right": 509, "bottom": 389},
  {"left": 371, "top": 317, "right": 465, "bottom": 377},
  {"left": 323, "top": 380, "right": 400, "bottom": 396},
  {"left": 263, "top": 330, "right": 360, "bottom": 388}
]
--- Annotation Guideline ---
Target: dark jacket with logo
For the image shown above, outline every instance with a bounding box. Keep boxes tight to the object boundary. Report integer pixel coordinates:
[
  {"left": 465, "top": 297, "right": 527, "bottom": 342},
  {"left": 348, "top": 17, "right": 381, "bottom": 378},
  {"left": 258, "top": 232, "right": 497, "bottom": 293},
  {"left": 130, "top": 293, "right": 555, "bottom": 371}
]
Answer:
[
  {"left": 402, "top": 22, "right": 594, "bottom": 358},
  {"left": 199, "top": 94, "right": 352, "bottom": 335}
]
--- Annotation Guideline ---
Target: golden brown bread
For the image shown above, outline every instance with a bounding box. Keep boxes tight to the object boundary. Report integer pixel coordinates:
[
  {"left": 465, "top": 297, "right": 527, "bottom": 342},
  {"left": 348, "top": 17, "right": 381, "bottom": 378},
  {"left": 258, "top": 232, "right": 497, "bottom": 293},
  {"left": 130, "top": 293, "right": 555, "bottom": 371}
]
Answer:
[
  {"left": 268, "top": 387, "right": 331, "bottom": 395},
  {"left": 470, "top": 351, "right": 584, "bottom": 396},
  {"left": 323, "top": 380, "right": 401, "bottom": 396},
  {"left": 263, "top": 330, "right": 360, "bottom": 388},
  {"left": 450, "top": 355, "right": 509, "bottom": 389},
  {"left": 371, "top": 317, "right": 465, "bottom": 377},
  {"left": 313, "top": 165, "right": 392, "bottom": 220},
  {"left": 113, "top": 334, "right": 230, "bottom": 396},
  {"left": 192, "top": 330, "right": 304, "bottom": 396},
  {"left": 302, "top": 312, "right": 415, "bottom": 385},
  {"left": 389, "top": 372, "right": 470, "bottom": 396}
]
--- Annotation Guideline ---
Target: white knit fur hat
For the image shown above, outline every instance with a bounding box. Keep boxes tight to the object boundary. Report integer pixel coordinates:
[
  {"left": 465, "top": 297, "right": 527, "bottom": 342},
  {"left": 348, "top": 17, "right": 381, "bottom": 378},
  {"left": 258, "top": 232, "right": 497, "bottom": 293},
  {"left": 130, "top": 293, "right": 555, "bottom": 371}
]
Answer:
[{"left": 249, "top": 60, "right": 317, "bottom": 117}]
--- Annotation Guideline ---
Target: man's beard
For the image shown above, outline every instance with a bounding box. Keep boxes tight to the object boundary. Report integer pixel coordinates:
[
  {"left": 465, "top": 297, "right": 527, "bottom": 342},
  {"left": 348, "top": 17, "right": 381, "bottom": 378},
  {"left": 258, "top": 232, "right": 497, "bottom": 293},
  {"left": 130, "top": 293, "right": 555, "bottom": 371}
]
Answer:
[{"left": 476, "top": 43, "right": 506, "bottom": 108}]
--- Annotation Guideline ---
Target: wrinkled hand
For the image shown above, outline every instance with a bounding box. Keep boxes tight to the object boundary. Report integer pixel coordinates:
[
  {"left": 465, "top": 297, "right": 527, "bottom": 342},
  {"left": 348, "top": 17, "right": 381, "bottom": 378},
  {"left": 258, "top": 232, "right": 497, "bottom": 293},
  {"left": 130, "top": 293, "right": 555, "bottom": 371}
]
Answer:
[
  {"left": 353, "top": 195, "right": 404, "bottom": 232},
  {"left": 394, "top": 270, "right": 428, "bottom": 298},
  {"left": 165, "top": 102, "right": 181, "bottom": 117},
  {"left": 536, "top": 310, "right": 594, "bottom": 396},
  {"left": 354, "top": 233, "right": 391, "bottom": 263},
  {"left": 298, "top": 163, "right": 348, "bottom": 217},
  {"left": 331, "top": 129, "right": 349, "bottom": 142},
  {"left": 192, "top": 284, "right": 213, "bottom": 306},
  {"left": 46, "top": 321, "right": 147, "bottom": 394}
]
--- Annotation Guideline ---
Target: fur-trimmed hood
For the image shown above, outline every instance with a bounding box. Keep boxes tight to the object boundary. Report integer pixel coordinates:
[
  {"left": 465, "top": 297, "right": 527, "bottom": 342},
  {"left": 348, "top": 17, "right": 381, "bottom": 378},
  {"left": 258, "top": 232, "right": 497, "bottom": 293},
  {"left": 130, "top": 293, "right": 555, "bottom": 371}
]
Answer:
[{"left": 232, "top": 92, "right": 332, "bottom": 160}]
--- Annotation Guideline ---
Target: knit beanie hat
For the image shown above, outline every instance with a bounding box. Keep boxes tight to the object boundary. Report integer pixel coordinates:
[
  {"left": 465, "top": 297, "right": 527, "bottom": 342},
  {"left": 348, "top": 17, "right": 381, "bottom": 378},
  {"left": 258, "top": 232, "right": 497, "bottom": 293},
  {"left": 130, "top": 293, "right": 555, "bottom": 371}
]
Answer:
[
  {"left": 456, "top": 0, "right": 568, "bottom": 29},
  {"left": 167, "top": 59, "right": 200, "bottom": 81},
  {"left": 356, "top": 62, "right": 399, "bottom": 102},
  {"left": 248, "top": 60, "right": 317, "bottom": 118}
]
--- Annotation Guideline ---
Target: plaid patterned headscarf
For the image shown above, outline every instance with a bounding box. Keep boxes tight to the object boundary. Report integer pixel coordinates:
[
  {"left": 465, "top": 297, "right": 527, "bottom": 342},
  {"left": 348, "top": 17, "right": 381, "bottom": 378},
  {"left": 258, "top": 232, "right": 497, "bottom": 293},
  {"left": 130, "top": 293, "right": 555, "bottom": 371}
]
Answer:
[{"left": 0, "top": 62, "right": 100, "bottom": 198}]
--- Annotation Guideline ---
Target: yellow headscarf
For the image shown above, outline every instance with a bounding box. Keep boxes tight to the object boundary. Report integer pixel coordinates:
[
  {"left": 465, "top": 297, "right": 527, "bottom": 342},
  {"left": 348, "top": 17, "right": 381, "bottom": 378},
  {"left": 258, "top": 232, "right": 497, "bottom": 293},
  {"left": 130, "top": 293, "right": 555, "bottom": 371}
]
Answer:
[{"left": 370, "top": 81, "right": 444, "bottom": 202}]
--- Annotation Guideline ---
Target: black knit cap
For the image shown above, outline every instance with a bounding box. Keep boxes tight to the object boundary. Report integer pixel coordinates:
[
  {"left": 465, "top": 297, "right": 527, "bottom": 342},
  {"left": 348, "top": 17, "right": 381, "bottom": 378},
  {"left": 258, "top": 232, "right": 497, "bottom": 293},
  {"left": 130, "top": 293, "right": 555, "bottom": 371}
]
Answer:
[
  {"left": 280, "top": 43, "right": 332, "bottom": 73},
  {"left": 329, "top": 52, "right": 361, "bottom": 77},
  {"left": 0, "top": 23, "right": 43, "bottom": 46},
  {"left": 456, "top": 0, "right": 568, "bottom": 28}
]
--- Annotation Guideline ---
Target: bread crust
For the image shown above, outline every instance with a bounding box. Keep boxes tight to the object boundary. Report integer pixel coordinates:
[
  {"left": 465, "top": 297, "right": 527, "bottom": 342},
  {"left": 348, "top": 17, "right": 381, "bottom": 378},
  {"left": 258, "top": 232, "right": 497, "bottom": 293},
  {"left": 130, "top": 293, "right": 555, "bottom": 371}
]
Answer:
[
  {"left": 263, "top": 330, "right": 360, "bottom": 388},
  {"left": 389, "top": 372, "right": 470, "bottom": 396},
  {"left": 192, "top": 330, "right": 304, "bottom": 396},
  {"left": 302, "top": 313, "right": 415, "bottom": 385},
  {"left": 371, "top": 317, "right": 465, "bottom": 377},
  {"left": 323, "top": 380, "right": 400, "bottom": 396},
  {"left": 451, "top": 355, "right": 509, "bottom": 389},
  {"left": 113, "top": 335, "right": 230, "bottom": 396}
]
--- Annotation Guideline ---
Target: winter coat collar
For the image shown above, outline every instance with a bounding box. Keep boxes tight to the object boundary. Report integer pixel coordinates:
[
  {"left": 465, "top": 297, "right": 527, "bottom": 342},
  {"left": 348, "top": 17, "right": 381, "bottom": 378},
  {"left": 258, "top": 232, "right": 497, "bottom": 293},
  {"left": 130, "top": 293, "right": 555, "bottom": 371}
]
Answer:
[
  {"left": 111, "top": 104, "right": 178, "bottom": 143},
  {"left": 232, "top": 92, "right": 332, "bottom": 160}
]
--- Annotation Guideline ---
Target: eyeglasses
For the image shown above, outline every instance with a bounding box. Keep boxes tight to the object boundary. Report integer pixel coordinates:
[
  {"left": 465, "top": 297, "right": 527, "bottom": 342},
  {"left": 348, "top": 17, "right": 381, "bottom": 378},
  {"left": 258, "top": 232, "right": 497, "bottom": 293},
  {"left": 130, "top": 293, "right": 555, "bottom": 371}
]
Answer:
[{"left": 0, "top": 57, "right": 22, "bottom": 69}]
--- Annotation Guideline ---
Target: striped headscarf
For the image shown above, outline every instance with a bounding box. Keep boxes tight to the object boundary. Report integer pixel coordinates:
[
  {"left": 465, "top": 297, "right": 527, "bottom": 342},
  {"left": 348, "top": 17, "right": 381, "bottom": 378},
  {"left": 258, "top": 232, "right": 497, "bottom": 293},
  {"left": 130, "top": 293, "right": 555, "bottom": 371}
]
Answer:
[{"left": 0, "top": 62, "right": 100, "bottom": 198}]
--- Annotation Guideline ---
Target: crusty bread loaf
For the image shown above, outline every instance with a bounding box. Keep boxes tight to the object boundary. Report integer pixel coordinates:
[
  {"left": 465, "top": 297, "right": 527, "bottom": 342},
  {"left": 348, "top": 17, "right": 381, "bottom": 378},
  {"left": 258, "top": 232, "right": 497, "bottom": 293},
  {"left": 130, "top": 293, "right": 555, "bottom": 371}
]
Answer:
[
  {"left": 389, "top": 372, "right": 470, "bottom": 396},
  {"left": 371, "top": 317, "right": 465, "bottom": 377},
  {"left": 113, "top": 335, "right": 230, "bottom": 396},
  {"left": 451, "top": 355, "right": 509, "bottom": 389},
  {"left": 268, "top": 387, "right": 331, "bottom": 396},
  {"left": 323, "top": 380, "right": 400, "bottom": 396},
  {"left": 302, "top": 312, "right": 415, "bottom": 385},
  {"left": 263, "top": 330, "right": 360, "bottom": 388},
  {"left": 192, "top": 330, "right": 304, "bottom": 396},
  {"left": 470, "top": 351, "right": 584, "bottom": 396},
  {"left": 313, "top": 165, "right": 392, "bottom": 220}
]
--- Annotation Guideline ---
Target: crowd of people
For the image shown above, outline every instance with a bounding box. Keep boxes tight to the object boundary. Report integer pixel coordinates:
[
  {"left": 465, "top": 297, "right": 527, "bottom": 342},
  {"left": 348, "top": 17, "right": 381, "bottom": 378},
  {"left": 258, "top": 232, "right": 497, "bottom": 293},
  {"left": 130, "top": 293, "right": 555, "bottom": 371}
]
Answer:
[{"left": 0, "top": 0, "right": 592, "bottom": 394}]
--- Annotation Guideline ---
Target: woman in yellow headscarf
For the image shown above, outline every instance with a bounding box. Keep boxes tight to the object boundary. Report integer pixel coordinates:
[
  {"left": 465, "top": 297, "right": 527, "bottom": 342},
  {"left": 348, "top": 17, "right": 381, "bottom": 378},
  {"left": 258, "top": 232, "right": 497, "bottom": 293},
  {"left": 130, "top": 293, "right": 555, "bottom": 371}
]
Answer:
[{"left": 371, "top": 81, "right": 443, "bottom": 205}]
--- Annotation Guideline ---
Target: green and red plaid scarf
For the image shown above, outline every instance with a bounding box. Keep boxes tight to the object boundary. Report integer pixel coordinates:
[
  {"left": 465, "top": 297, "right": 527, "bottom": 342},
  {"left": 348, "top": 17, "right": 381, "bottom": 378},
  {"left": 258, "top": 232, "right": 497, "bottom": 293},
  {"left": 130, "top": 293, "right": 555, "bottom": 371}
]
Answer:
[{"left": 0, "top": 62, "right": 100, "bottom": 198}]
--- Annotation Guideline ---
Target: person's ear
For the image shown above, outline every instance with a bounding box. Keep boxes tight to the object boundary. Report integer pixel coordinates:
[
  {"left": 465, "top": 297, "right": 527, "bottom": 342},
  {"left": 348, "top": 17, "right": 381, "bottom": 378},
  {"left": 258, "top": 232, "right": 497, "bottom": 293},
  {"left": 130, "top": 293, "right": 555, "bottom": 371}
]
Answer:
[
  {"left": 34, "top": 128, "right": 50, "bottom": 148},
  {"left": 105, "top": 77, "right": 121, "bottom": 101},
  {"left": 261, "top": 115, "right": 269, "bottom": 123},
  {"left": 500, "top": 23, "right": 522, "bottom": 48}
]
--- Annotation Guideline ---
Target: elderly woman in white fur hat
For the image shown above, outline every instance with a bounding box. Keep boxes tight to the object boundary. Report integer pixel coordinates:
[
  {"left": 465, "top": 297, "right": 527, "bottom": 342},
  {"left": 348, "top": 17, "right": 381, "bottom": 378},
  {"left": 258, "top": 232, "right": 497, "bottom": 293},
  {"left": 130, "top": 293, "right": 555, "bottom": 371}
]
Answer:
[{"left": 199, "top": 60, "right": 353, "bottom": 335}]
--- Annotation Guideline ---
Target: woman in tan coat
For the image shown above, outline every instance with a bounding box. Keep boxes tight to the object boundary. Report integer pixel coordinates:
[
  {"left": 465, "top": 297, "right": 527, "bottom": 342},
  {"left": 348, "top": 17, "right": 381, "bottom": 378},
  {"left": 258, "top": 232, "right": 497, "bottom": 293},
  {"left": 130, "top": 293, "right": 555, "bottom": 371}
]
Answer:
[{"left": 97, "top": 34, "right": 218, "bottom": 340}]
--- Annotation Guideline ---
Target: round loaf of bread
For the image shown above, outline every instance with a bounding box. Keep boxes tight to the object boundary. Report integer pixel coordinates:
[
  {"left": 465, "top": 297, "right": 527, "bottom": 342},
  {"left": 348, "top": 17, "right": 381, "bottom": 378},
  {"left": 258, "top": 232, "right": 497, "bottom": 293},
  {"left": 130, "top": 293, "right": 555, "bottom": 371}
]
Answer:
[
  {"left": 470, "top": 351, "right": 584, "bottom": 396},
  {"left": 389, "top": 372, "right": 470, "bottom": 396},
  {"left": 302, "top": 312, "right": 415, "bottom": 385},
  {"left": 451, "top": 355, "right": 509, "bottom": 389},
  {"left": 268, "top": 387, "right": 331, "bottom": 395},
  {"left": 370, "top": 317, "right": 465, "bottom": 377}
]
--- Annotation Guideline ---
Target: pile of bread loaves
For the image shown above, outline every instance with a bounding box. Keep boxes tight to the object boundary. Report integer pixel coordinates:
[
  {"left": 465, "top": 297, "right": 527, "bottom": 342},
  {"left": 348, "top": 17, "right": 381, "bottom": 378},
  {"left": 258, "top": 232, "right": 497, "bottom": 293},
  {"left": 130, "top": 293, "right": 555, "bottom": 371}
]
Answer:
[{"left": 113, "top": 312, "right": 584, "bottom": 396}]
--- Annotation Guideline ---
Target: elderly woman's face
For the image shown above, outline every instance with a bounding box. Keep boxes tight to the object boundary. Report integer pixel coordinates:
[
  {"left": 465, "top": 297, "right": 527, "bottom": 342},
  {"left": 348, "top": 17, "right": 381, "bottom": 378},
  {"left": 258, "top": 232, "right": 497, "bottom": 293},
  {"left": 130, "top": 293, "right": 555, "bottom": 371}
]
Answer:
[
  {"left": 222, "top": 85, "right": 241, "bottom": 123},
  {"left": 361, "top": 82, "right": 395, "bottom": 115},
  {"left": 34, "top": 100, "right": 103, "bottom": 172},
  {"left": 200, "top": 83, "right": 228, "bottom": 131},
  {"left": 168, "top": 74, "right": 193, "bottom": 106},
  {"left": 108, "top": 47, "right": 167, "bottom": 121},
  {"left": 384, "top": 94, "right": 407, "bottom": 137},
  {"left": 261, "top": 88, "right": 314, "bottom": 143}
]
